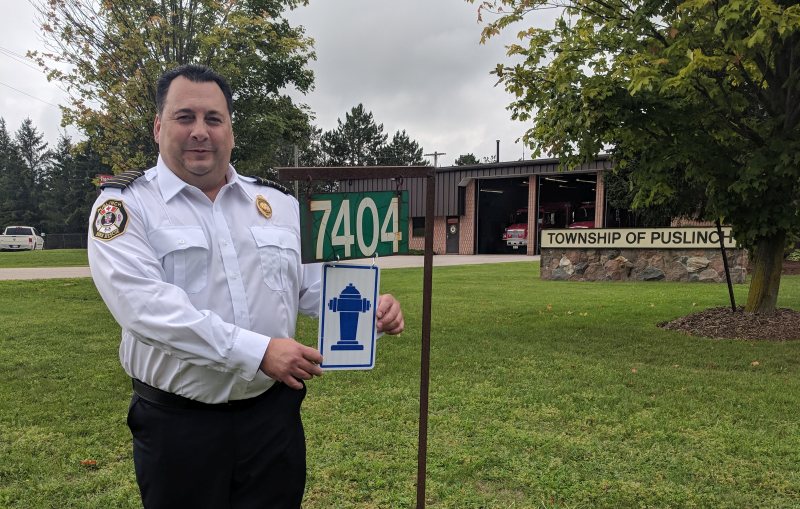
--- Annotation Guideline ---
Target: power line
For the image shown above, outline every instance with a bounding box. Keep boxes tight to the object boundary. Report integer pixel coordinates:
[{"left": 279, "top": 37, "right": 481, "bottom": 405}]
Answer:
[
  {"left": 0, "top": 46, "right": 41, "bottom": 73},
  {"left": 0, "top": 80, "right": 61, "bottom": 108}
]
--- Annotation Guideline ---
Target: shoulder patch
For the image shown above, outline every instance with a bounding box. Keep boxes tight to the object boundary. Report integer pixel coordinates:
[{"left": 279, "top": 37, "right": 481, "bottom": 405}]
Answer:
[
  {"left": 246, "top": 175, "right": 291, "bottom": 195},
  {"left": 92, "top": 199, "right": 129, "bottom": 241},
  {"left": 100, "top": 169, "right": 145, "bottom": 190}
]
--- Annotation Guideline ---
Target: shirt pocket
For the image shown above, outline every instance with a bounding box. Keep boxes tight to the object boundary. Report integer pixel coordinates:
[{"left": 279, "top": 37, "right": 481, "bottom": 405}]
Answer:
[
  {"left": 149, "top": 226, "right": 209, "bottom": 294},
  {"left": 250, "top": 226, "right": 300, "bottom": 292}
]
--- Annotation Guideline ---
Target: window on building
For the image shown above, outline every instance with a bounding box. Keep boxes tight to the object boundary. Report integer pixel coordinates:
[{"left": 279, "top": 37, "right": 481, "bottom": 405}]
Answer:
[{"left": 412, "top": 217, "right": 425, "bottom": 237}]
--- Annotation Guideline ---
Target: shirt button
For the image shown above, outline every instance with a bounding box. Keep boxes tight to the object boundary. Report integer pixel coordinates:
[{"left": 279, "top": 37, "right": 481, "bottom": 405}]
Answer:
[{"left": 178, "top": 239, "right": 185, "bottom": 245}]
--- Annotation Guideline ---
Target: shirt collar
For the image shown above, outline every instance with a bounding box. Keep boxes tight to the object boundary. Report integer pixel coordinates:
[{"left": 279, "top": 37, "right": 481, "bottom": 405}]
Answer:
[{"left": 156, "top": 155, "right": 248, "bottom": 202}]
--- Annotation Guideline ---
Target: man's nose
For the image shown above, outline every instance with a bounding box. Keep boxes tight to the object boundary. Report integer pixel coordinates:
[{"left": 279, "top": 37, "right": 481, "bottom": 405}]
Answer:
[{"left": 190, "top": 121, "right": 209, "bottom": 140}]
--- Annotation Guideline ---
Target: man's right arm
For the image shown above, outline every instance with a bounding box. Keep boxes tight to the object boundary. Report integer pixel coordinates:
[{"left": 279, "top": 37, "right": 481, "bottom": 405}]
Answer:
[{"left": 260, "top": 339, "right": 323, "bottom": 390}]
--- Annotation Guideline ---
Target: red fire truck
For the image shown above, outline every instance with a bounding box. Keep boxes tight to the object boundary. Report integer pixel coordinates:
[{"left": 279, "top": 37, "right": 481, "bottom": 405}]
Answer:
[{"left": 502, "top": 202, "right": 576, "bottom": 250}]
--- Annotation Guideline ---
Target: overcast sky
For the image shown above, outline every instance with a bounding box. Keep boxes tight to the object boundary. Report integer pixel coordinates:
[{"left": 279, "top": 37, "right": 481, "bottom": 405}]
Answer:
[{"left": 0, "top": 0, "right": 553, "bottom": 167}]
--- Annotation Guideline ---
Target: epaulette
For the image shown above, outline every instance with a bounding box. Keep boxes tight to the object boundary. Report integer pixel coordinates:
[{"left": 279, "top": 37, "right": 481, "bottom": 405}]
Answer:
[
  {"left": 246, "top": 175, "right": 291, "bottom": 195},
  {"left": 101, "top": 169, "right": 145, "bottom": 190}
]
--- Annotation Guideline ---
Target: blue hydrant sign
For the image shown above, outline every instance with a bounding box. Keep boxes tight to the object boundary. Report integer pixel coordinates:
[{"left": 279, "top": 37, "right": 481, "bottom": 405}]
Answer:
[{"left": 318, "top": 263, "right": 380, "bottom": 370}]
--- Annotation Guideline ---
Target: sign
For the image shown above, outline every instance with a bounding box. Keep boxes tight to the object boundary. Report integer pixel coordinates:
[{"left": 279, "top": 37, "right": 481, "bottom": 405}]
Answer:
[
  {"left": 318, "top": 263, "right": 380, "bottom": 370},
  {"left": 300, "top": 191, "right": 409, "bottom": 263},
  {"left": 540, "top": 227, "right": 738, "bottom": 249}
]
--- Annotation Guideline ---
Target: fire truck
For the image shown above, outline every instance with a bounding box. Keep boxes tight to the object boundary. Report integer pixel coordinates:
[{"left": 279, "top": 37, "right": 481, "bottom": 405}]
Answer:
[
  {"left": 502, "top": 202, "right": 576, "bottom": 250},
  {"left": 501, "top": 208, "right": 529, "bottom": 250},
  {"left": 502, "top": 201, "right": 597, "bottom": 250},
  {"left": 568, "top": 202, "right": 596, "bottom": 228}
]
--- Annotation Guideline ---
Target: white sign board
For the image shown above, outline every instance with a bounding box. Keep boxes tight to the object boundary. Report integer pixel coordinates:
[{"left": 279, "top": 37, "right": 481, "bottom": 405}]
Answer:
[
  {"left": 540, "top": 227, "right": 738, "bottom": 249},
  {"left": 318, "top": 263, "right": 380, "bottom": 370}
]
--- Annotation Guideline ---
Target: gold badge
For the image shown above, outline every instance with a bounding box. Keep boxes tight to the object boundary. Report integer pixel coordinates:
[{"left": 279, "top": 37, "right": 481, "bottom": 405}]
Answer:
[{"left": 256, "top": 195, "right": 272, "bottom": 219}]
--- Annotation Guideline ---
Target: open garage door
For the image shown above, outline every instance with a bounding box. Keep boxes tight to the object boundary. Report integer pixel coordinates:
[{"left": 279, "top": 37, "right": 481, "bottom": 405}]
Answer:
[
  {"left": 535, "top": 174, "right": 597, "bottom": 253},
  {"left": 476, "top": 177, "right": 529, "bottom": 254}
]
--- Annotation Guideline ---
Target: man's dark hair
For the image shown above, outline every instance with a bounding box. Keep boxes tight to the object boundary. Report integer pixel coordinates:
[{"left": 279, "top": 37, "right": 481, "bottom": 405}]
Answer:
[{"left": 155, "top": 65, "right": 233, "bottom": 115}]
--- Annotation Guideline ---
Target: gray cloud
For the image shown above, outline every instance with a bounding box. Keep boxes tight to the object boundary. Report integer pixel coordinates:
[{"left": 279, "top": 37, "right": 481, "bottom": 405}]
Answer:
[{"left": 1, "top": 0, "right": 551, "bottom": 166}]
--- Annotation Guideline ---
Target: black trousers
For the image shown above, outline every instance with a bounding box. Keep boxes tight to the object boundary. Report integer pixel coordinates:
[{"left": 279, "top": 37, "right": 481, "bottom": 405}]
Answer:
[{"left": 127, "top": 382, "right": 307, "bottom": 509}]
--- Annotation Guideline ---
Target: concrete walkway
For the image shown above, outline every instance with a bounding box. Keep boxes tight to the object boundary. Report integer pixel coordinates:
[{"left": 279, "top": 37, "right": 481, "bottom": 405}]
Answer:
[{"left": 0, "top": 255, "right": 537, "bottom": 280}]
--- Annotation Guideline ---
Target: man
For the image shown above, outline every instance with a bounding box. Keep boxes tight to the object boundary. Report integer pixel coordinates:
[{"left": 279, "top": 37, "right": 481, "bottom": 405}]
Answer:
[{"left": 88, "top": 65, "right": 404, "bottom": 508}]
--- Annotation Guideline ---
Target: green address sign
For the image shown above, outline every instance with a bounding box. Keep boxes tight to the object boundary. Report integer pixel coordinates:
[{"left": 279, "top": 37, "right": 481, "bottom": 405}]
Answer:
[{"left": 300, "top": 191, "right": 409, "bottom": 263}]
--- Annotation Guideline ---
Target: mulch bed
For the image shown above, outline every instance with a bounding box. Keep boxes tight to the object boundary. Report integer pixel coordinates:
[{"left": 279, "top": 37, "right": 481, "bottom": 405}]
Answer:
[
  {"left": 659, "top": 306, "right": 800, "bottom": 341},
  {"left": 658, "top": 259, "right": 800, "bottom": 341},
  {"left": 782, "top": 259, "right": 800, "bottom": 275}
]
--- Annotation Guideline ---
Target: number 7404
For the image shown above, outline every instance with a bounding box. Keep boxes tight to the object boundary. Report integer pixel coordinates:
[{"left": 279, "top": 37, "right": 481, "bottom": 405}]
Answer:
[{"left": 310, "top": 196, "right": 401, "bottom": 260}]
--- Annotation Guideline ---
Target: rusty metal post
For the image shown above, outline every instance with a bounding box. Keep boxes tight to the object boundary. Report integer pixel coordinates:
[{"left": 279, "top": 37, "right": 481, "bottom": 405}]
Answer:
[
  {"left": 275, "top": 165, "right": 436, "bottom": 507},
  {"left": 716, "top": 219, "right": 736, "bottom": 312},
  {"left": 416, "top": 165, "right": 436, "bottom": 508}
]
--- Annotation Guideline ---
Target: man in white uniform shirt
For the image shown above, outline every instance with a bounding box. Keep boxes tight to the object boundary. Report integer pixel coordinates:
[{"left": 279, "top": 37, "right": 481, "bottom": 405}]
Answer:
[{"left": 88, "top": 65, "right": 404, "bottom": 509}]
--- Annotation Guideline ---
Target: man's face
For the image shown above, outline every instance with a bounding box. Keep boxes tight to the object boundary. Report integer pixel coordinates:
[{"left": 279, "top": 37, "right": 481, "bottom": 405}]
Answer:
[{"left": 153, "top": 76, "right": 234, "bottom": 194}]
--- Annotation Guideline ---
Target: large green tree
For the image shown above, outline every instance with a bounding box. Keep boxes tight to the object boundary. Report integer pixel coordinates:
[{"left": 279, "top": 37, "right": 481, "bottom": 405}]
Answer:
[
  {"left": 454, "top": 153, "right": 479, "bottom": 166},
  {"left": 1, "top": 119, "right": 50, "bottom": 227},
  {"left": 472, "top": 0, "right": 800, "bottom": 313},
  {"left": 40, "top": 136, "right": 107, "bottom": 234},
  {"left": 319, "top": 105, "right": 428, "bottom": 167},
  {"left": 0, "top": 119, "right": 29, "bottom": 227},
  {"left": 31, "top": 0, "right": 315, "bottom": 175},
  {"left": 321, "top": 104, "right": 388, "bottom": 166},
  {"left": 378, "top": 129, "right": 427, "bottom": 166}
]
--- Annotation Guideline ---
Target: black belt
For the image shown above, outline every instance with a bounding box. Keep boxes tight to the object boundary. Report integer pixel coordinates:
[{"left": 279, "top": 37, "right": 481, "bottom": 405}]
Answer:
[{"left": 132, "top": 379, "right": 272, "bottom": 411}]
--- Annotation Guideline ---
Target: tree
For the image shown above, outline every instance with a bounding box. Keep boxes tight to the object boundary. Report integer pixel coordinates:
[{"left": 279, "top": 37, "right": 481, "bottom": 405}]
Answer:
[
  {"left": 0, "top": 119, "right": 29, "bottom": 227},
  {"left": 378, "top": 130, "right": 427, "bottom": 166},
  {"left": 320, "top": 104, "right": 388, "bottom": 166},
  {"left": 41, "top": 135, "right": 106, "bottom": 233},
  {"left": 604, "top": 164, "right": 681, "bottom": 228},
  {"left": 31, "top": 0, "right": 315, "bottom": 174},
  {"left": 7, "top": 119, "right": 50, "bottom": 227},
  {"left": 454, "top": 153, "right": 479, "bottom": 166},
  {"left": 472, "top": 0, "right": 800, "bottom": 313}
]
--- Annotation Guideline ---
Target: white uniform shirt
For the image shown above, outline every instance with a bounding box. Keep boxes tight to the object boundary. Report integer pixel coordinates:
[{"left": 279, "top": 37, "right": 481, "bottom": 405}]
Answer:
[{"left": 88, "top": 157, "right": 321, "bottom": 403}]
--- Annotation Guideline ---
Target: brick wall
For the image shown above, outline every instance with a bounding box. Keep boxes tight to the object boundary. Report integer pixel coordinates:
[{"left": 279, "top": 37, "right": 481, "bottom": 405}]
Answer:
[
  {"left": 408, "top": 216, "right": 448, "bottom": 254},
  {"left": 409, "top": 180, "right": 477, "bottom": 255},
  {"left": 460, "top": 180, "right": 476, "bottom": 254},
  {"left": 527, "top": 177, "right": 538, "bottom": 255}
]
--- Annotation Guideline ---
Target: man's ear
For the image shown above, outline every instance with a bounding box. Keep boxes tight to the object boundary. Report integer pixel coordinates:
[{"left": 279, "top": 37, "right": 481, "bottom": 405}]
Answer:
[{"left": 153, "top": 115, "right": 161, "bottom": 143}]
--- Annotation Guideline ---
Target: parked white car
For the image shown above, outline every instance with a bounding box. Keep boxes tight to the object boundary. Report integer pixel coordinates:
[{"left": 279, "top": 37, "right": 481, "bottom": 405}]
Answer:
[{"left": 0, "top": 226, "right": 45, "bottom": 251}]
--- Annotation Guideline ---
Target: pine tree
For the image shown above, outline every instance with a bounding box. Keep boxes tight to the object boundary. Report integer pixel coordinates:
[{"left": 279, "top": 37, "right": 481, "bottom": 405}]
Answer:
[
  {"left": 378, "top": 130, "right": 426, "bottom": 166},
  {"left": 454, "top": 153, "right": 479, "bottom": 166},
  {"left": 321, "top": 104, "right": 387, "bottom": 166},
  {"left": 40, "top": 135, "right": 103, "bottom": 233},
  {"left": 0, "top": 119, "right": 27, "bottom": 227}
]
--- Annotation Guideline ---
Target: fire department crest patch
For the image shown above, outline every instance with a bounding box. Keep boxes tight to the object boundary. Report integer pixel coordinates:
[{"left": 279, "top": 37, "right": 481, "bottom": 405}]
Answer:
[{"left": 92, "top": 199, "right": 128, "bottom": 241}]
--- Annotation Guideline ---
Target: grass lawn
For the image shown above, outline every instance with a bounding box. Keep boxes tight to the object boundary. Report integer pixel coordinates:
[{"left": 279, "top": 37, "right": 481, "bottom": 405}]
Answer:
[
  {"left": 0, "top": 249, "right": 88, "bottom": 268},
  {"left": 1, "top": 262, "right": 799, "bottom": 508}
]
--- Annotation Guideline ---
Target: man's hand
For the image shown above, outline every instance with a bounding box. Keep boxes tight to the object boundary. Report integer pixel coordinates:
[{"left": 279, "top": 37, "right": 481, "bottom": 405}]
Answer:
[
  {"left": 260, "top": 338, "right": 323, "bottom": 390},
  {"left": 376, "top": 294, "right": 404, "bottom": 335}
]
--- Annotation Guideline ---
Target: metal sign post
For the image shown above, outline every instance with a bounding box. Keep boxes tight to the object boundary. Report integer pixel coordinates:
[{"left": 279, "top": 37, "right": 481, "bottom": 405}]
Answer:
[{"left": 277, "top": 165, "right": 436, "bottom": 508}]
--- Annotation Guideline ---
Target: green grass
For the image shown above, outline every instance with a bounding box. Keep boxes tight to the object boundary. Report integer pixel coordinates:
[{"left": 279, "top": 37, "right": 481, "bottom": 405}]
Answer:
[
  {"left": 1, "top": 263, "right": 799, "bottom": 508},
  {"left": 0, "top": 249, "right": 88, "bottom": 268}
]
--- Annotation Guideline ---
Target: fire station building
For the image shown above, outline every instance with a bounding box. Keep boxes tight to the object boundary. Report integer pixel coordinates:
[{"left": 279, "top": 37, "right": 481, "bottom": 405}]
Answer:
[{"left": 337, "top": 155, "right": 613, "bottom": 256}]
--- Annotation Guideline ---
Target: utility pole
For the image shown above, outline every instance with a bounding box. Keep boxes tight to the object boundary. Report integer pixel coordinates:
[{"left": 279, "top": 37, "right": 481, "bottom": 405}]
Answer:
[{"left": 424, "top": 151, "right": 446, "bottom": 168}]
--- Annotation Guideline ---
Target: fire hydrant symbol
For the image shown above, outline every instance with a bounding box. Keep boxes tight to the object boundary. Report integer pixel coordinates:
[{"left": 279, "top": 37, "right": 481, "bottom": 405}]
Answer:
[{"left": 327, "top": 283, "right": 371, "bottom": 350}]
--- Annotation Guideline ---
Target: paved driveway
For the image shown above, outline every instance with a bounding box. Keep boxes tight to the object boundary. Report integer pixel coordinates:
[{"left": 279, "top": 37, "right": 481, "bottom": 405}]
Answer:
[{"left": 0, "top": 255, "right": 536, "bottom": 281}]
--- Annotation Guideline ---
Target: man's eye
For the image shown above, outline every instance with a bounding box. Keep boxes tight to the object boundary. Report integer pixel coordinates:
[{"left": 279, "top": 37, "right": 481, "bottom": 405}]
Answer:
[
  {"left": 176, "top": 115, "right": 193, "bottom": 123},
  {"left": 207, "top": 117, "right": 222, "bottom": 125}
]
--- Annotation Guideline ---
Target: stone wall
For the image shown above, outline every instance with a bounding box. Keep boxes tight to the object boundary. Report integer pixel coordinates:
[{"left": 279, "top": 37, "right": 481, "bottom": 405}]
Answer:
[{"left": 541, "top": 248, "right": 749, "bottom": 283}]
